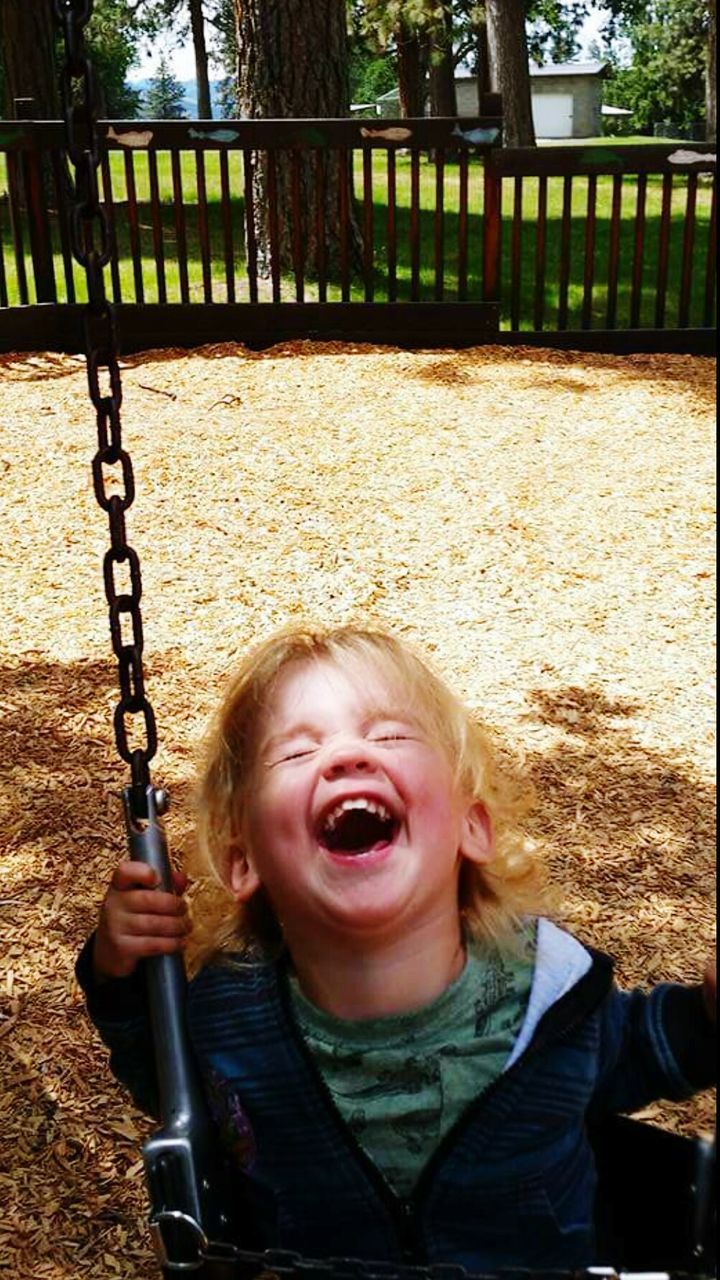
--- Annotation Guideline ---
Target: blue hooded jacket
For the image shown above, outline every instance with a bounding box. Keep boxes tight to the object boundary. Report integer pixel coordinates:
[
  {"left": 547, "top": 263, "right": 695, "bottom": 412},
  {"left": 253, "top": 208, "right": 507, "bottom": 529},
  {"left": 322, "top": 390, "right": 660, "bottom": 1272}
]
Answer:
[{"left": 77, "top": 920, "right": 713, "bottom": 1270}]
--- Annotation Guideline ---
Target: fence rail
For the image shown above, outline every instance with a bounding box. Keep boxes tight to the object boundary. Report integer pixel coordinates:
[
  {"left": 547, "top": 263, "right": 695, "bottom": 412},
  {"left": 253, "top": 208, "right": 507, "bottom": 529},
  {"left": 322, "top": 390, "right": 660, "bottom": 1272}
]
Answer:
[{"left": 0, "top": 114, "right": 715, "bottom": 353}]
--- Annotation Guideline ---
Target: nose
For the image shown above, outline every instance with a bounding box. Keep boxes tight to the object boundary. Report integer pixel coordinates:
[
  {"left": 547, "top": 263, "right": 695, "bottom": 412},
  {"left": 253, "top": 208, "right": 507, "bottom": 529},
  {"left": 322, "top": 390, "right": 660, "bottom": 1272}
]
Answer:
[{"left": 322, "top": 740, "right": 378, "bottom": 780}]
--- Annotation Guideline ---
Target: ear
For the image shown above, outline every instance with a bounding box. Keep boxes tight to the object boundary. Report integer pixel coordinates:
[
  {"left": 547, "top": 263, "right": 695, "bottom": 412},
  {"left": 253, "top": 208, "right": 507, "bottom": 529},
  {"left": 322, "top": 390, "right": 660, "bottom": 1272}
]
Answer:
[
  {"left": 228, "top": 843, "right": 262, "bottom": 903},
  {"left": 459, "top": 801, "right": 493, "bottom": 865}
]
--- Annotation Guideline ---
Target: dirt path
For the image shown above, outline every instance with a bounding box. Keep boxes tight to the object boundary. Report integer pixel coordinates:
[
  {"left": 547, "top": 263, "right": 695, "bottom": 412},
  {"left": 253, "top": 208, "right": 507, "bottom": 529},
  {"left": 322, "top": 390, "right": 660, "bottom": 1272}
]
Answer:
[{"left": 0, "top": 341, "right": 715, "bottom": 1279}]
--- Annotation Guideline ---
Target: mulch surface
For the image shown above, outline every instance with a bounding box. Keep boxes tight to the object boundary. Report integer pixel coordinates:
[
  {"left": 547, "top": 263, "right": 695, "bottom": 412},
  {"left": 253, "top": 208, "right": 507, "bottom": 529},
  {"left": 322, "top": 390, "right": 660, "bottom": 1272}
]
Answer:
[{"left": 0, "top": 341, "right": 715, "bottom": 1279}]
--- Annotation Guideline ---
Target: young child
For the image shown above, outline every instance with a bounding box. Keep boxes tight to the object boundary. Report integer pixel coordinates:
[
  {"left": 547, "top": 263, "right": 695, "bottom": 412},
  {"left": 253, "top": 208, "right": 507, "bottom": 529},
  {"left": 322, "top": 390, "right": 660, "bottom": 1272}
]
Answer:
[{"left": 77, "top": 625, "right": 716, "bottom": 1271}]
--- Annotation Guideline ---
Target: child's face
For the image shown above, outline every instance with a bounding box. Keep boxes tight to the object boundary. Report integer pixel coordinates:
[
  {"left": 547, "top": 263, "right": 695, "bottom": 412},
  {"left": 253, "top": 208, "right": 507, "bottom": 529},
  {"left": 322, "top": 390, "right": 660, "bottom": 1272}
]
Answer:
[{"left": 230, "top": 655, "right": 491, "bottom": 949}]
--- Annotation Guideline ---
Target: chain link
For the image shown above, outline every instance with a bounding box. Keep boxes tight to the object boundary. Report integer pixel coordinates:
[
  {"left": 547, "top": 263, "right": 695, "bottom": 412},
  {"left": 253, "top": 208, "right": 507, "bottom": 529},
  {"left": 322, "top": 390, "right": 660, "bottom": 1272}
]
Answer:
[
  {"left": 198, "top": 1248, "right": 702, "bottom": 1280},
  {"left": 54, "top": 0, "right": 157, "bottom": 806}
]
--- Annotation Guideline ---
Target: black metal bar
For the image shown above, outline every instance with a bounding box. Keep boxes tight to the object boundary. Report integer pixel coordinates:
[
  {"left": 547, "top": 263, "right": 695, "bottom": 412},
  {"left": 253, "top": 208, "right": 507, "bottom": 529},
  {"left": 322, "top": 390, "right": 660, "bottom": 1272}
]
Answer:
[
  {"left": 606, "top": 174, "right": 622, "bottom": 330},
  {"left": 338, "top": 148, "right": 351, "bottom": 303},
  {"left": 387, "top": 148, "right": 397, "bottom": 302},
  {"left": 219, "top": 149, "right": 235, "bottom": 303},
  {"left": 533, "top": 174, "right": 547, "bottom": 331},
  {"left": 581, "top": 174, "right": 597, "bottom": 330},
  {"left": 655, "top": 173, "right": 673, "bottom": 330},
  {"left": 510, "top": 175, "right": 522, "bottom": 331},
  {"left": 51, "top": 149, "right": 77, "bottom": 304},
  {"left": 703, "top": 175, "right": 716, "bottom": 329},
  {"left": 457, "top": 149, "right": 469, "bottom": 302},
  {"left": 195, "top": 149, "right": 212, "bottom": 303},
  {"left": 314, "top": 149, "right": 327, "bottom": 303},
  {"left": 267, "top": 150, "right": 281, "bottom": 303},
  {"left": 678, "top": 172, "right": 698, "bottom": 328},
  {"left": 557, "top": 174, "right": 572, "bottom": 331},
  {"left": 629, "top": 171, "right": 647, "bottom": 329},
  {"left": 410, "top": 149, "right": 420, "bottom": 300},
  {"left": 171, "top": 149, "right": 190, "bottom": 304},
  {"left": 434, "top": 146, "right": 445, "bottom": 301},
  {"left": 363, "top": 147, "right": 374, "bottom": 302},
  {"left": 6, "top": 152, "right": 29, "bottom": 305},
  {"left": 124, "top": 150, "right": 144, "bottom": 304},
  {"left": 101, "top": 150, "right": 122, "bottom": 304},
  {"left": 243, "top": 148, "right": 259, "bottom": 304},
  {"left": 148, "top": 150, "right": 167, "bottom": 305}
]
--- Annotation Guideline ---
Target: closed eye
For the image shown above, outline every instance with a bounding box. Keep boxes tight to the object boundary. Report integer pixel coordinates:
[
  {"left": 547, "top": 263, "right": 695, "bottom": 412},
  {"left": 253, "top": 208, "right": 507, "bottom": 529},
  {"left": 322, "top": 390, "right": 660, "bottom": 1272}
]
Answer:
[{"left": 266, "top": 746, "right": 318, "bottom": 766}]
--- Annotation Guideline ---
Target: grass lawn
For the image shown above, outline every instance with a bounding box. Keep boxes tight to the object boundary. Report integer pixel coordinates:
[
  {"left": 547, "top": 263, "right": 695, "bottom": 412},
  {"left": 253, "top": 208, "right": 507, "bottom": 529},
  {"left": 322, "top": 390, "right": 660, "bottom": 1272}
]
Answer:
[{"left": 0, "top": 145, "right": 714, "bottom": 330}]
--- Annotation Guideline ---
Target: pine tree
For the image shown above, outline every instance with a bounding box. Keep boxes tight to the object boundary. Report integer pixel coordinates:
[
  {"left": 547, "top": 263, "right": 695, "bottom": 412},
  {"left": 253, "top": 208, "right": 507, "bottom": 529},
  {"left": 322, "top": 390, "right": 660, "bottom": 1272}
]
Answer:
[{"left": 144, "top": 55, "right": 188, "bottom": 118}]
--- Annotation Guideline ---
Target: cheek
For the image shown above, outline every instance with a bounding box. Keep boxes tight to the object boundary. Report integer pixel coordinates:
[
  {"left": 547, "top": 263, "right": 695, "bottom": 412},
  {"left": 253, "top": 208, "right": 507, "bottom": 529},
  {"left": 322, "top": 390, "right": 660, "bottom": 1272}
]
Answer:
[{"left": 247, "top": 776, "right": 301, "bottom": 849}]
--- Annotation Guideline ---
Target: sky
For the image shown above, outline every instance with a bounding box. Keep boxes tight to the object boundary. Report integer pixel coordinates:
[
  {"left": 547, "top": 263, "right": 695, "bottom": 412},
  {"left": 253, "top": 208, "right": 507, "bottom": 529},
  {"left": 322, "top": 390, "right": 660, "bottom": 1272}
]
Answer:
[{"left": 128, "top": 5, "right": 610, "bottom": 82}]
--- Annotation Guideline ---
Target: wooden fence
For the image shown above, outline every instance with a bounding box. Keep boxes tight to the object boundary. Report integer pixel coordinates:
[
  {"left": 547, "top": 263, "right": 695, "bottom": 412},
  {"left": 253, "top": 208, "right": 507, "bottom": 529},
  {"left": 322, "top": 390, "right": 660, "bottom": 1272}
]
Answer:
[{"left": 0, "top": 113, "right": 716, "bottom": 354}]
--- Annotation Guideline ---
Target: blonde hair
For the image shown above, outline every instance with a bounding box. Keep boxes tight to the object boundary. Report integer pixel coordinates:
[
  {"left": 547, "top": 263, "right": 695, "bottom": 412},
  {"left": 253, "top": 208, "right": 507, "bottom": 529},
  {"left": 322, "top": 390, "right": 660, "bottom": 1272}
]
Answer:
[{"left": 190, "top": 625, "right": 546, "bottom": 968}]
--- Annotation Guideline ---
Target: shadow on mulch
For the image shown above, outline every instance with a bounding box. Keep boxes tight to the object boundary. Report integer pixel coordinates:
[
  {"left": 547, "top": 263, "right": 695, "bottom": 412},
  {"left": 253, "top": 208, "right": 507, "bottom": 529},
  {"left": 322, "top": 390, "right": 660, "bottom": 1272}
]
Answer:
[
  {"left": 2, "top": 653, "right": 714, "bottom": 929},
  {"left": 407, "top": 347, "right": 716, "bottom": 406},
  {"left": 0, "top": 351, "right": 85, "bottom": 381},
  {"left": 521, "top": 683, "right": 715, "bottom": 978},
  {"left": 0, "top": 655, "right": 197, "bottom": 919}
]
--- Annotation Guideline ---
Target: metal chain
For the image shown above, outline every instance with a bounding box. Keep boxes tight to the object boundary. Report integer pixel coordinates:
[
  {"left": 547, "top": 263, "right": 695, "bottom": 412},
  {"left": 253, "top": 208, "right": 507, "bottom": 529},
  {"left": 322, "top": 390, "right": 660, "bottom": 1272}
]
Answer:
[
  {"left": 53, "top": 0, "right": 157, "bottom": 810},
  {"left": 198, "top": 1247, "right": 704, "bottom": 1280}
]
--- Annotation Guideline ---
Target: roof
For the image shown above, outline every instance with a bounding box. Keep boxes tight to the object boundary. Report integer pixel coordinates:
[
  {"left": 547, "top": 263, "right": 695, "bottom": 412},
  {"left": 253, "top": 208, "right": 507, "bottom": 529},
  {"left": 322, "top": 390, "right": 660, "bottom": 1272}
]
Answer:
[
  {"left": 530, "top": 60, "right": 608, "bottom": 78},
  {"left": 455, "top": 59, "right": 608, "bottom": 81}
]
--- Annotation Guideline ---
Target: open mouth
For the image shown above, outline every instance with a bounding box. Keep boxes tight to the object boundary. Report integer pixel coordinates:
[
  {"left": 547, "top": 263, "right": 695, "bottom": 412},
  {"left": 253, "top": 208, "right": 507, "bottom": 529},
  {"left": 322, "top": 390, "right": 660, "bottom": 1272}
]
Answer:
[{"left": 317, "top": 798, "right": 400, "bottom": 857}]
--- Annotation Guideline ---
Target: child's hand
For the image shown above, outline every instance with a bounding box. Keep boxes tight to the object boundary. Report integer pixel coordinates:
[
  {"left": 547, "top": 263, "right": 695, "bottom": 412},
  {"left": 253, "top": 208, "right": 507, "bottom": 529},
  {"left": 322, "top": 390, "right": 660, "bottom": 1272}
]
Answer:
[
  {"left": 92, "top": 859, "right": 191, "bottom": 982},
  {"left": 702, "top": 957, "right": 716, "bottom": 1024}
]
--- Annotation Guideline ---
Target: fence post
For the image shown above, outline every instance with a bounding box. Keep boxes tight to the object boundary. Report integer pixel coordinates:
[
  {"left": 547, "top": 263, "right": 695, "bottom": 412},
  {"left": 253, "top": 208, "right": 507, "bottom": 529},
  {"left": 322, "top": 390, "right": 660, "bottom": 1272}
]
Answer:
[
  {"left": 483, "top": 151, "right": 502, "bottom": 307},
  {"left": 15, "top": 97, "right": 56, "bottom": 303}
]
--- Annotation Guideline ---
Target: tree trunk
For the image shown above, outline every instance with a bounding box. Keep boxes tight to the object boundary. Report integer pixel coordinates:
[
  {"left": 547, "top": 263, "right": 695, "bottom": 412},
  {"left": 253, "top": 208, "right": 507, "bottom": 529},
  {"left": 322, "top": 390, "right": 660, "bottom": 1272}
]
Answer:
[
  {"left": 486, "top": 0, "right": 536, "bottom": 146},
  {"left": 189, "top": 0, "right": 212, "bottom": 119},
  {"left": 0, "top": 0, "right": 59, "bottom": 118},
  {"left": 395, "top": 20, "right": 427, "bottom": 117},
  {"left": 707, "top": 0, "right": 716, "bottom": 142},
  {"left": 234, "top": 0, "right": 354, "bottom": 279},
  {"left": 428, "top": 3, "right": 457, "bottom": 117}
]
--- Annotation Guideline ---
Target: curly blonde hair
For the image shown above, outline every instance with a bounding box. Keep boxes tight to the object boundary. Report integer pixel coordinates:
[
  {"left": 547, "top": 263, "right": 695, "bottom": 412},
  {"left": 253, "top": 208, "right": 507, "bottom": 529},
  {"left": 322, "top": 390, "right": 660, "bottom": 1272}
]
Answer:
[{"left": 189, "top": 625, "right": 546, "bottom": 968}]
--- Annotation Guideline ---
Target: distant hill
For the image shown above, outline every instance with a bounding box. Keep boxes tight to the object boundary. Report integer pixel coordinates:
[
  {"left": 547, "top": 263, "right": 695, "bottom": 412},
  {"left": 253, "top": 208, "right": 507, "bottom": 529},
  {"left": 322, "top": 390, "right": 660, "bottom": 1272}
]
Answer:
[{"left": 129, "top": 78, "right": 228, "bottom": 119}]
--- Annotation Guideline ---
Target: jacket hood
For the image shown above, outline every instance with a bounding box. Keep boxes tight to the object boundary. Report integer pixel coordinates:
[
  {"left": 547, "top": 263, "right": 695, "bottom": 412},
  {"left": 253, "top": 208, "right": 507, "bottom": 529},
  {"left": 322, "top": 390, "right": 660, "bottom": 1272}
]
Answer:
[{"left": 507, "top": 919, "right": 593, "bottom": 1068}]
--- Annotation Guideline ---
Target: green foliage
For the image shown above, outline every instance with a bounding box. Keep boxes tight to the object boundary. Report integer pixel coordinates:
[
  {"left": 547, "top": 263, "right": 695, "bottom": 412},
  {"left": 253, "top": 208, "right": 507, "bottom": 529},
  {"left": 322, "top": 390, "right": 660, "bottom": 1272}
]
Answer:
[
  {"left": 144, "top": 54, "right": 188, "bottom": 117},
  {"left": 526, "top": 0, "right": 589, "bottom": 63},
  {"left": 85, "top": 0, "right": 144, "bottom": 117},
  {"left": 217, "top": 75, "right": 239, "bottom": 118},
  {"left": 601, "top": 0, "right": 708, "bottom": 133},
  {"left": 349, "top": 47, "right": 397, "bottom": 104}
]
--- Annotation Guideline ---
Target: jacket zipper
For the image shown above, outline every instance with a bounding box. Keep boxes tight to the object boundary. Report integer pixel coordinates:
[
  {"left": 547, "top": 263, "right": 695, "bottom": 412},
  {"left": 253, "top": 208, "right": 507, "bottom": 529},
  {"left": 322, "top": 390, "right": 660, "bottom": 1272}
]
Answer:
[
  {"left": 279, "top": 946, "right": 614, "bottom": 1261},
  {"left": 279, "top": 967, "right": 427, "bottom": 1259},
  {"left": 408, "top": 947, "right": 615, "bottom": 1211}
]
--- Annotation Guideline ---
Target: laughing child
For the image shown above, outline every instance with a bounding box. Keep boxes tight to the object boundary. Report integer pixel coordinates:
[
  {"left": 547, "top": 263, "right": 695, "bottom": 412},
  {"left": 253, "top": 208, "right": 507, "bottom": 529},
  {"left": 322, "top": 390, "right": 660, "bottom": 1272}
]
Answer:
[{"left": 77, "top": 625, "right": 716, "bottom": 1270}]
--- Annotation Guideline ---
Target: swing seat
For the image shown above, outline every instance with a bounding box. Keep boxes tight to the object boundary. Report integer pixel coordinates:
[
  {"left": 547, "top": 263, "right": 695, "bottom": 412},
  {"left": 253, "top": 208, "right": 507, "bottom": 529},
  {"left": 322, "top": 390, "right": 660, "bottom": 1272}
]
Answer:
[
  {"left": 591, "top": 1114, "right": 715, "bottom": 1272},
  {"left": 161, "top": 1115, "right": 715, "bottom": 1279}
]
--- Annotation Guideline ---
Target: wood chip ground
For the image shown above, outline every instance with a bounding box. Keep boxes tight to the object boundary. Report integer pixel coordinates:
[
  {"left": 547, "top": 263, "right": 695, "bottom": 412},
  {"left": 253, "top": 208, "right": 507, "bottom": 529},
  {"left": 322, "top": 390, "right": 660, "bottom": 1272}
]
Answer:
[{"left": 0, "top": 341, "right": 715, "bottom": 1279}]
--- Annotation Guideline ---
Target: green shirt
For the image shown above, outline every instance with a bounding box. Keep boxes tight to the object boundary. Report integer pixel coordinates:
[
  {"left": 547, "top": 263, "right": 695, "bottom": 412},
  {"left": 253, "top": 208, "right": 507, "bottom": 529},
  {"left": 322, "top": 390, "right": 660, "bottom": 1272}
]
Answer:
[{"left": 289, "top": 931, "right": 535, "bottom": 1196}]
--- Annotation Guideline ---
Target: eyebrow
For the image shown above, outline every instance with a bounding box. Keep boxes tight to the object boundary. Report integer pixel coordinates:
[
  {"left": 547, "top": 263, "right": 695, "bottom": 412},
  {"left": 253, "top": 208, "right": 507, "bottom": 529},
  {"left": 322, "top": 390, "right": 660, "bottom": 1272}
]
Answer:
[
  {"left": 261, "top": 708, "right": 423, "bottom": 756},
  {"left": 261, "top": 723, "right": 320, "bottom": 756}
]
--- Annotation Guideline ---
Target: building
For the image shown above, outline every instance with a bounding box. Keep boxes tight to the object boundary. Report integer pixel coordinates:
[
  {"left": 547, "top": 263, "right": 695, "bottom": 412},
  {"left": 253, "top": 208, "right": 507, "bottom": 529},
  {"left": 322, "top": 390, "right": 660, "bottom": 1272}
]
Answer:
[{"left": 374, "top": 60, "right": 610, "bottom": 140}]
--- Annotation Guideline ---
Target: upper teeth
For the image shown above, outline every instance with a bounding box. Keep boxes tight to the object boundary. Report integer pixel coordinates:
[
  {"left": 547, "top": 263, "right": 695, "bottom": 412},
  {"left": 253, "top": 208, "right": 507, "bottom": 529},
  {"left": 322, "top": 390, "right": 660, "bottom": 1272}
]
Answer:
[{"left": 322, "top": 797, "right": 392, "bottom": 834}]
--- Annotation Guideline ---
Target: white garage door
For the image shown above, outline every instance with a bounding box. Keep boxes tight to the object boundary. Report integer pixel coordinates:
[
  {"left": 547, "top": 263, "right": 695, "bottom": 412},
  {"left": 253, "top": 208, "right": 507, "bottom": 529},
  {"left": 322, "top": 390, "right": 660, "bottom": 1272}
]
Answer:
[{"left": 532, "top": 93, "right": 574, "bottom": 138}]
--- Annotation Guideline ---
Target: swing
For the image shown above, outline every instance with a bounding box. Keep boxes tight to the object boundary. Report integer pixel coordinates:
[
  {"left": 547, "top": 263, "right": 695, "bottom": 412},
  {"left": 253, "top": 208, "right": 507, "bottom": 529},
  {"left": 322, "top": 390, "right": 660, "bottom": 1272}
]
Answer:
[{"left": 51, "top": 3, "right": 716, "bottom": 1276}]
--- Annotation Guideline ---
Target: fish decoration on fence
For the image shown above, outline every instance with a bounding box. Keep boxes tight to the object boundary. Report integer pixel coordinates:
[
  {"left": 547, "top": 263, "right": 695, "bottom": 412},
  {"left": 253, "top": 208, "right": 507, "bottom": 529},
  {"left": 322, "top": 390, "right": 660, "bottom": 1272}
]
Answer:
[
  {"left": 451, "top": 124, "right": 500, "bottom": 146},
  {"left": 188, "top": 127, "right": 240, "bottom": 144},
  {"left": 360, "top": 127, "right": 413, "bottom": 142},
  {"left": 668, "top": 149, "right": 716, "bottom": 170},
  {"left": 106, "top": 126, "right": 154, "bottom": 148}
]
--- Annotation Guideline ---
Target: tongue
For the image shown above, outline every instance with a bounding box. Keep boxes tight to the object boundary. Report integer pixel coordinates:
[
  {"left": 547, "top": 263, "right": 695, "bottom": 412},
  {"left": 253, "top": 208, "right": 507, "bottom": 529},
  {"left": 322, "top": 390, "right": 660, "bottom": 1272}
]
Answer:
[{"left": 324, "top": 809, "right": 395, "bottom": 855}]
